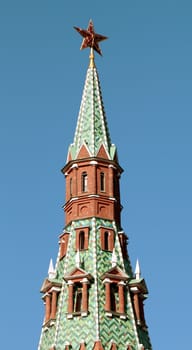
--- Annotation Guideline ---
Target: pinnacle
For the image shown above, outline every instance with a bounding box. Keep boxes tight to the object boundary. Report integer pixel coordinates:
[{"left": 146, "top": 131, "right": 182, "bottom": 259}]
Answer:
[
  {"left": 48, "top": 258, "right": 56, "bottom": 279},
  {"left": 135, "top": 258, "right": 141, "bottom": 280}
]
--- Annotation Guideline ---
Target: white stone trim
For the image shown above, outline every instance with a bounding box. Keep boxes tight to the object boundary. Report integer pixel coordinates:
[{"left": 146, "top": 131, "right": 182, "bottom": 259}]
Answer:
[
  {"left": 90, "top": 160, "right": 98, "bottom": 165},
  {"left": 71, "top": 163, "right": 78, "bottom": 169}
]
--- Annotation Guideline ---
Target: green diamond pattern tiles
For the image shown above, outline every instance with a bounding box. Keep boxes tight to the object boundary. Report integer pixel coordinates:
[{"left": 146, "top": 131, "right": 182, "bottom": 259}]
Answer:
[
  {"left": 38, "top": 218, "right": 152, "bottom": 350},
  {"left": 70, "top": 67, "right": 113, "bottom": 159}
]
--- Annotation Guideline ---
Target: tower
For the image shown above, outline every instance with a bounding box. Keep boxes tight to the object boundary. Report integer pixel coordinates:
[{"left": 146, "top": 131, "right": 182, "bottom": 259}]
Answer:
[{"left": 38, "top": 21, "right": 152, "bottom": 350}]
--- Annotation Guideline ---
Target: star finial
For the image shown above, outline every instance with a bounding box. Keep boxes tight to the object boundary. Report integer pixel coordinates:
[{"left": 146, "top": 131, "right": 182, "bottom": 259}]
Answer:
[{"left": 74, "top": 19, "right": 108, "bottom": 56}]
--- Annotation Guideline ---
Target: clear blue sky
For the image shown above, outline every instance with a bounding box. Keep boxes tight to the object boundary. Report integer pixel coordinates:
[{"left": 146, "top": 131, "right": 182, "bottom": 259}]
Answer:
[{"left": 0, "top": 1, "right": 191, "bottom": 349}]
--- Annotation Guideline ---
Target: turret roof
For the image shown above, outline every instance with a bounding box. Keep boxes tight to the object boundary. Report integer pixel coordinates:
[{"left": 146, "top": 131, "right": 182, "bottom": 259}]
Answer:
[{"left": 68, "top": 50, "right": 116, "bottom": 161}]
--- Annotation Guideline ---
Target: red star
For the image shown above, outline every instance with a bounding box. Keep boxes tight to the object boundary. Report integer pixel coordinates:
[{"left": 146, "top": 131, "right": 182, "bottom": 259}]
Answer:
[{"left": 74, "top": 20, "right": 108, "bottom": 56}]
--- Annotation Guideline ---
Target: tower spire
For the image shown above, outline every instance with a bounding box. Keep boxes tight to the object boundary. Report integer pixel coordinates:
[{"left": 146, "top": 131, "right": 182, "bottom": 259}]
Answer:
[
  {"left": 68, "top": 21, "right": 114, "bottom": 161},
  {"left": 38, "top": 22, "right": 152, "bottom": 350}
]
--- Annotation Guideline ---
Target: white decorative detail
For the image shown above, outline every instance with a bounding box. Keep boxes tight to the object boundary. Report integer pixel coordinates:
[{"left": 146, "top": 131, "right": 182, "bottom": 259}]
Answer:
[
  {"left": 90, "top": 160, "right": 98, "bottom": 165},
  {"left": 130, "top": 286, "right": 139, "bottom": 292},
  {"left": 81, "top": 311, "right": 88, "bottom": 317},
  {"left": 109, "top": 197, "right": 116, "bottom": 201},
  {"left": 64, "top": 172, "right": 68, "bottom": 176},
  {"left": 67, "top": 280, "right": 74, "bottom": 286},
  {"left": 48, "top": 259, "right": 56, "bottom": 279},
  {"left": 67, "top": 314, "right": 73, "bottom": 319},
  {"left": 88, "top": 194, "right": 100, "bottom": 198},
  {"left": 75, "top": 250, "right": 81, "bottom": 267},
  {"left": 102, "top": 278, "right": 111, "bottom": 284},
  {"left": 42, "top": 292, "right": 51, "bottom": 300},
  {"left": 108, "top": 164, "right": 116, "bottom": 169},
  {"left": 112, "top": 248, "right": 117, "bottom": 267},
  {"left": 120, "top": 314, "right": 127, "bottom": 319},
  {"left": 135, "top": 259, "right": 141, "bottom": 280},
  {"left": 69, "top": 197, "right": 79, "bottom": 202},
  {"left": 118, "top": 280, "right": 126, "bottom": 286},
  {"left": 50, "top": 286, "right": 61, "bottom": 293},
  {"left": 71, "top": 163, "right": 78, "bottom": 169},
  {"left": 80, "top": 277, "right": 89, "bottom": 284}
]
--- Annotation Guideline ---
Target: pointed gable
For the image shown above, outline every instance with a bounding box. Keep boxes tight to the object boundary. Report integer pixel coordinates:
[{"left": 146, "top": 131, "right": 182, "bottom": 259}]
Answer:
[
  {"left": 100, "top": 266, "right": 129, "bottom": 282},
  {"left": 96, "top": 144, "right": 110, "bottom": 159},
  {"left": 64, "top": 266, "right": 93, "bottom": 283},
  {"left": 40, "top": 278, "right": 61, "bottom": 293},
  {"left": 77, "top": 143, "right": 91, "bottom": 159}
]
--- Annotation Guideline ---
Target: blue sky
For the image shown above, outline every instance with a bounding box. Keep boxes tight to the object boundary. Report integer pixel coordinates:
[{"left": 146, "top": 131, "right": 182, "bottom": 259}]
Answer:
[{"left": 0, "top": 1, "right": 191, "bottom": 349}]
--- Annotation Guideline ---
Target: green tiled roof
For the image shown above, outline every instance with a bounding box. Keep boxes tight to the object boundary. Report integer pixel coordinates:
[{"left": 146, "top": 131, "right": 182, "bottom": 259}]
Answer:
[
  {"left": 69, "top": 64, "right": 116, "bottom": 160},
  {"left": 38, "top": 218, "right": 152, "bottom": 350}
]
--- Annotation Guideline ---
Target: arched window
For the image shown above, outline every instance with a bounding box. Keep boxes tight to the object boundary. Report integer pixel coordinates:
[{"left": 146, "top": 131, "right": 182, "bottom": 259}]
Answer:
[
  {"left": 104, "top": 231, "right": 109, "bottom": 250},
  {"left": 82, "top": 172, "right": 88, "bottom": 192},
  {"left": 100, "top": 172, "right": 105, "bottom": 191},
  {"left": 100, "top": 227, "right": 114, "bottom": 252},
  {"left": 75, "top": 227, "right": 89, "bottom": 251},
  {"left": 79, "top": 231, "right": 85, "bottom": 250}
]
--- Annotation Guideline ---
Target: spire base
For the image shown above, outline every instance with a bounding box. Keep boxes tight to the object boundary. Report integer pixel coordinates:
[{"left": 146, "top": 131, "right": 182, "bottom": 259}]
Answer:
[{"left": 89, "top": 48, "right": 95, "bottom": 68}]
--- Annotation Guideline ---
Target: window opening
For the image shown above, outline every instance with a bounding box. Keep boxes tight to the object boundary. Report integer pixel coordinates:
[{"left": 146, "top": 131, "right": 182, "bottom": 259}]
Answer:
[
  {"left": 73, "top": 283, "right": 82, "bottom": 312},
  {"left": 104, "top": 231, "right": 109, "bottom": 250},
  {"left": 110, "top": 283, "right": 119, "bottom": 312},
  {"left": 79, "top": 231, "right": 85, "bottom": 250},
  {"left": 70, "top": 178, "right": 72, "bottom": 197},
  {"left": 100, "top": 172, "right": 105, "bottom": 191},
  {"left": 82, "top": 172, "right": 88, "bottom": 192}
]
